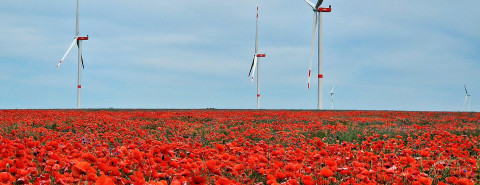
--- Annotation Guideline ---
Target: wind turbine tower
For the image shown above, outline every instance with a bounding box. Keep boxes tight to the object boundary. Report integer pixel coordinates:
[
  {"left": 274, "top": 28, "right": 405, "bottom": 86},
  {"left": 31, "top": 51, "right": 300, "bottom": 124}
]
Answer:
[
  {"left": 301, "top": 0, "right": 332, "bottom": 109},
  {"left": 464, "top": 85, "right": 471, "bottom": 112},
  {"left": 330, "top": 86, "right": 335, "bottom": 110},
  {"left": 248, "top": 6, "right": 267, "bottom": 109},
  {"left": 56, "top": 0, "right": 89, "bottom": 109}
]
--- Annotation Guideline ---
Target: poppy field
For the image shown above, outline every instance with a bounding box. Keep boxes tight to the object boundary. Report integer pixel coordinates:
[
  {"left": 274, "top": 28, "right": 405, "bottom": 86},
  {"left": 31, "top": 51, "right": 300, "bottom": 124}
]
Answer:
[{"left": 0, "top": 110, "right": 479, "bottom": 185}]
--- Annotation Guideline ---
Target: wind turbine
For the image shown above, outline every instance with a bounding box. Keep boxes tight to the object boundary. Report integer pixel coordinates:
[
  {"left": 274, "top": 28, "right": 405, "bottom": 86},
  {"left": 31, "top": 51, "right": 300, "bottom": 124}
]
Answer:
[
  {"left": 56, "top": 0, "right": 89, "bottom": 109},
  {"left": 330, "top": 85, "right": 335, "bottom": 110},
  {"left": 464, "top": 85, "right": 471, "bottom": 112},
  {"left": 248, "top": 6, "right": 266, "bottom": 109},
  {"left": 302, "top": 0, "right": 331, "bottom": 109}
]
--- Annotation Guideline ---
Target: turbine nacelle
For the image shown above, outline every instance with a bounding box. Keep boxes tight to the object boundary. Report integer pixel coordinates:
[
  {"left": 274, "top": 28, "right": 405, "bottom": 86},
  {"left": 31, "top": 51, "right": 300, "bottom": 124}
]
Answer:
[
  {"left": 256, "top": 54, "right": 266, "bottom": 58},
  {"left": 77, "top": 36, "right": 89, "bottom": 40},
  {"left": 316, "top": 6, "right": 332, "bottom": 12}
]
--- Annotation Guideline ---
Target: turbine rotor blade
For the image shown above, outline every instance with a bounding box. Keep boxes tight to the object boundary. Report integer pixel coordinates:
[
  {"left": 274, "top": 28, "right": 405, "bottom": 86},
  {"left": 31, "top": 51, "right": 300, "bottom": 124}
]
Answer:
[
  {"left": 464, "top": 85, "right": 468, "bottom": 95},
  {"left": 315, "top": 0, "right": 323, "bottom": 9},
  {"left": 307, "top": 13, "right": 318, "bottom": 89},
  {"left": 57, "top": 38, "right": 78, "bottom": 68},
  {"left": 464, "top": 96, "right": 468, "bottom": 105},
  {"left": 76, "top": 0, "right": 79, "bottom": 36},
  {"left": 81, "top": 54, "right": 84, "bottom": 69},
  {"left": 248, "top": 56, "right": 255, "bottom": 76},
  {"left": 303, "top": 0, "right": 315, "bottom": 9},
  {"left": 250, "top": 56, "right": 258, "bottom": 83},
  {"left": 255, "top": 6, "right": 259, "bottom": 54},
  {"left": 77, "top": 40, "right": 85, "bottom": 69}
]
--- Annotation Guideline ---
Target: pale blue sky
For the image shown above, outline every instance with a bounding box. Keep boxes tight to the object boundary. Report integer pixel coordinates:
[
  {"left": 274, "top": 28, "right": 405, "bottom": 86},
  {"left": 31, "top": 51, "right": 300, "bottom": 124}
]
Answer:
[{"left": 0, "top": 0, "right": 479, "bottom": 111}]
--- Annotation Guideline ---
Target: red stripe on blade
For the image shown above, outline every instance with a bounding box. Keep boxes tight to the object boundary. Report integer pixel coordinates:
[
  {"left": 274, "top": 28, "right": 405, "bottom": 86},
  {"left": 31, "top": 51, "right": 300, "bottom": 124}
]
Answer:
[{"left": 318, "top": 74, "right": 323, "bottom": 78}]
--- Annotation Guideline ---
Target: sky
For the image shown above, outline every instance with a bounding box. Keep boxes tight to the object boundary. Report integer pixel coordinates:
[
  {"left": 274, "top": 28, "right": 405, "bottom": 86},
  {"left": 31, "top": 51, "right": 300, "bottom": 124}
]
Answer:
[{"left": 0, "top": 0, "right": 479, "bottom": 111}]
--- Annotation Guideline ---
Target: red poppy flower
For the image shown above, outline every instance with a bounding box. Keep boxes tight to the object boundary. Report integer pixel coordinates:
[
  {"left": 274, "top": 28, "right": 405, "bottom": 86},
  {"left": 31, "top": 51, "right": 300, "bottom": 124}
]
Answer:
[
  {"left": 325, "top": 159, "right": 337, "bottom": 168},
  {"left": 96, "top": 175, "right": 115, "bottom": 185},
  {"left": 72, "top": 161, "right": 91, "bottom": 177},
  {"left": 0, "top": 172, "right": 13, "bottom": 183},
  {"left": 320, "top": 168, "right": 334, "bottom": 178},
  {"left": 191, "top": 176, "right": 206, "bottom": 185}
]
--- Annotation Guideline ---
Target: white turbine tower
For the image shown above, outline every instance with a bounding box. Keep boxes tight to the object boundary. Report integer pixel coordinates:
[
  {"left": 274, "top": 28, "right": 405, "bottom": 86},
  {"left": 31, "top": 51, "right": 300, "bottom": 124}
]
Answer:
[
  {"left": 57, "top": 0, "right": 88, "bottom": 109},
  {"left": 248, "top": 6, "right": 266, "bottom": 109},
  {"left": 464, "top": 85, "right": 471, "bottom": 112},
  {"left": 330, "top": 85, "right": 335, "bottom": 110},
  {"left": 302, "top": 0, "right": 331, "bottom": 109}
]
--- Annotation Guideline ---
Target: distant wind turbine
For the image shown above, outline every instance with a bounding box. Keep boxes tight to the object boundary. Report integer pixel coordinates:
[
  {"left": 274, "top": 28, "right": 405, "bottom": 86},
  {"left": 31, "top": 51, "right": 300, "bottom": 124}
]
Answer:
[
  {"left": 301, "top": 0, "right": 332, "bottom": 109},
  {"left": 248, "top": 6, "right": 266, "bottom": 109},
  {"left": 464, "top": 85, "right": 471, "bottom": 112},
  {"left": 56, "top": 0, "right": 89, "bottom": 109},
  {"left": 330, "top": 85, "right": 335, "bottom": 110}
]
